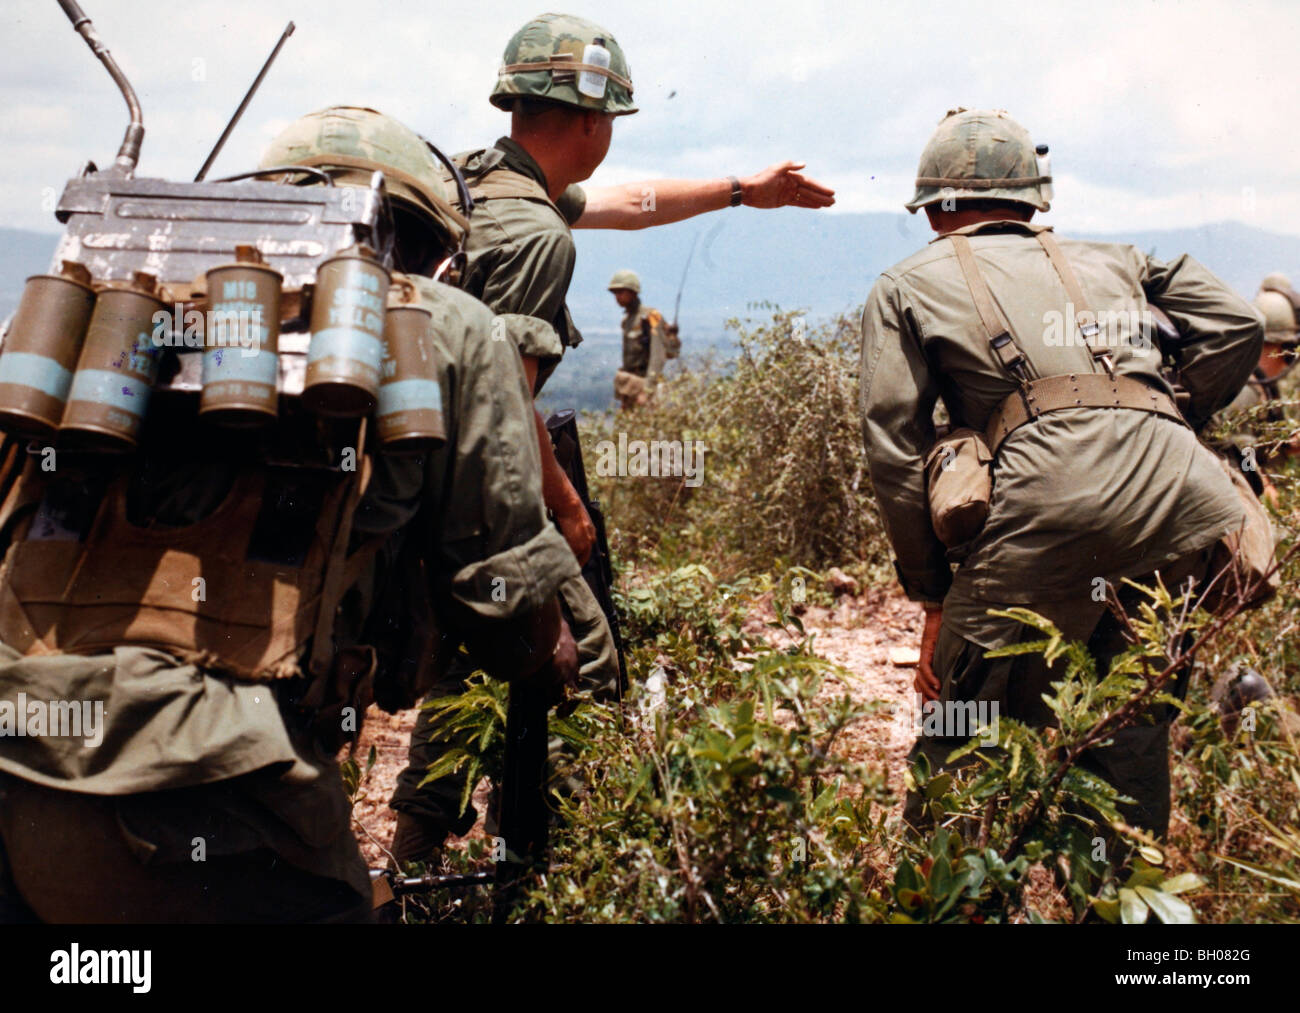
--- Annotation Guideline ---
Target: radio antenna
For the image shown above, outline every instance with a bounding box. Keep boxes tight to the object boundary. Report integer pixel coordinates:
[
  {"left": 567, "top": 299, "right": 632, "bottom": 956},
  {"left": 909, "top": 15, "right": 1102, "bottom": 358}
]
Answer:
[{"left": 195, "top": 21, "right": 296, "bottom": 181}]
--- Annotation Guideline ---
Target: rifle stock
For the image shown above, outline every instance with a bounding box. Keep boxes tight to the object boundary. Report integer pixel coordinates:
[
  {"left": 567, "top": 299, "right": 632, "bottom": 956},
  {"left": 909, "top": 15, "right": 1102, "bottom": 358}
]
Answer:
[{"left": 493, "top": 678, "right": 550, "bottom": 922}]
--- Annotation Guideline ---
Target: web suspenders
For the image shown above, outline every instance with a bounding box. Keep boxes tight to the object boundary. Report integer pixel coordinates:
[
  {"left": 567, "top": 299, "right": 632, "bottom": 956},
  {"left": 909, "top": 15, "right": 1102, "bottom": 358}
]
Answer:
[{"left": 948, "top": 229, "right": 1186, "bottom": 453}]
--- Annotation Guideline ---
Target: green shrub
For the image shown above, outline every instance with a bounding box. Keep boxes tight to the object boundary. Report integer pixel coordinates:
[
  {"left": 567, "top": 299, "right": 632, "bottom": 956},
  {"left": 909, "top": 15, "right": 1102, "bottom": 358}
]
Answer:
[{"left": 584, "top": 309, "right": 888, "bottom": 575}]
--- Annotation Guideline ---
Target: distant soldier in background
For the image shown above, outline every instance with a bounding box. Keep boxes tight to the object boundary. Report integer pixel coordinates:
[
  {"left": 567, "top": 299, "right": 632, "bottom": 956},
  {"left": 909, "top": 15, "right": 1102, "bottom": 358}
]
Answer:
[
  {"left": 1253, "top": 275, "right": 1300, "bottom": 408},
  {"left": 609, "top": 269, "right": 674, "bottom": 410}
]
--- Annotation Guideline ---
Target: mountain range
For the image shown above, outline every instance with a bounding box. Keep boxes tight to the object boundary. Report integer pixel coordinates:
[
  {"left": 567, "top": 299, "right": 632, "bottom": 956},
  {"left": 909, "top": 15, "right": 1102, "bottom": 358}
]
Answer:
[{"left": 3, "top": 211, "right": 1296, "bottom": 411}]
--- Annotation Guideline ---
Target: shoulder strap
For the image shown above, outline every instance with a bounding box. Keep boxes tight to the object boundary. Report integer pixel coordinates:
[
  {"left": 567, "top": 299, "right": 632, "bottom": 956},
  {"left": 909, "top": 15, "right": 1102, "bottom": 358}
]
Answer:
[
  {"left": 949, "top": 230, "right": 1118, "bottom": 381},
  {"left": 948, "top": 234, "right": 1031, "bottom": 382},
  {"left": 464, "top": 167, "right": 565, "bottom": 223},
  {"left": 308, "top": 419, "right": 378, "bottom": 679},
  {"left": 1034, "top": 231, "right": 1114, "bottom": 376}
]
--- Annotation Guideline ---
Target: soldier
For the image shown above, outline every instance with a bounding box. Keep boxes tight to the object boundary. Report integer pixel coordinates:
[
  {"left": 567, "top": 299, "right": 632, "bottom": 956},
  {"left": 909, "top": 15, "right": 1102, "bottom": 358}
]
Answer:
[
  {"left": 1261, "top": 271, "right": 1294, "bottom": 294},
  {"left": 390, "top": 11, "right": 836, "bottom": 861},
  {"left": 1252, "top": 281, "right": 1300, "bottom": 406},
  {"left": 446, "top": 11, "right": 833, "bottom": 551},
  {"left": 1210, "top": 285, "right": 1300, "bottom": 502},
  {"left": 0, "top": 106, "right": 579, "bottom": 922},
  {"left": 859, "top": 108, "right": 1263, "bottom": 837},
  {"left": 608, "top": 269, "right": 670, "bottom": 410}
]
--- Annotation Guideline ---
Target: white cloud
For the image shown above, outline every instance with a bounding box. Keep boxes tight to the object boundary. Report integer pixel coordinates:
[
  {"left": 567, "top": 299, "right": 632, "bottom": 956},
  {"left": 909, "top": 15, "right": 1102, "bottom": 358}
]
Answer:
[{"left": 1, "top": 0, "right": 1297, "bottom": 242}]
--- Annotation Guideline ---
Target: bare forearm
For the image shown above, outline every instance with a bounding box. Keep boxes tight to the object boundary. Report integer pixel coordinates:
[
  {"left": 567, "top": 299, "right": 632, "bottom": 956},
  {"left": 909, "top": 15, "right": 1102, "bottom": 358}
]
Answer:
[
  {"left": 533, "top": 404, "right": 595, "bottom": 565},
  {"left": 577, "top": 178, "right": 732, "bottom": 230},
  {"left": 536, "top": 407, "right": 579, "bottom": 513},
  {"left": 575, "top": 160, "right": 836, "bottom": 230}
]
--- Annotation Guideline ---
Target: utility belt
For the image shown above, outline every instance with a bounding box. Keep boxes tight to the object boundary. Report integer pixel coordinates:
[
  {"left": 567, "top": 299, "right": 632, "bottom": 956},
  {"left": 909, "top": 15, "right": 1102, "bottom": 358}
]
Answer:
[
  {"left": 928, "top": 372, "right": 1182, "bottom": 548},
  {"left": 984, "top": 371, "right": 1184, "bottom": 455}
]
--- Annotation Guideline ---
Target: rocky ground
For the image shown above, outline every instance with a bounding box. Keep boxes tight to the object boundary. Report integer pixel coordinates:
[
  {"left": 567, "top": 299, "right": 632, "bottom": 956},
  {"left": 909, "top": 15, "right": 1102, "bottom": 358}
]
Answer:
[{"left": 346, "top": 584, "right": 927, "bottom": 869}]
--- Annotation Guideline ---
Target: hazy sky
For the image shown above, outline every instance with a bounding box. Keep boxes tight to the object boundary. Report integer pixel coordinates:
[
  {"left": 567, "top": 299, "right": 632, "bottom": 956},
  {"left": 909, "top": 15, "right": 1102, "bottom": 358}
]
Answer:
[{"left": 2, "top": 0, "right": 1297, "bottom": 237}]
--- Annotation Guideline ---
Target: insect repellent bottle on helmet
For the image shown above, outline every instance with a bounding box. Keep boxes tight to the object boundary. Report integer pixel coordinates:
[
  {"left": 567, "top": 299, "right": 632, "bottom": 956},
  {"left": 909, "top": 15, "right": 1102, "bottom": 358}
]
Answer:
[
  {"left": 1035, "top": 145, "right": 1053, "bottom": 204},
  {"left": 578, "top": 37, "right": 611, "bottom": 100}
]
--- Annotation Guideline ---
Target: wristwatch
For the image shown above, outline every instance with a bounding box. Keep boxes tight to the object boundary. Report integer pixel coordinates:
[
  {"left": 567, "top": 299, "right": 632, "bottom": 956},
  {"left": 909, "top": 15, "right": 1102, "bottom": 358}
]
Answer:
[{"left": 727, "top": 176, "right": 743, "bottom": 207}]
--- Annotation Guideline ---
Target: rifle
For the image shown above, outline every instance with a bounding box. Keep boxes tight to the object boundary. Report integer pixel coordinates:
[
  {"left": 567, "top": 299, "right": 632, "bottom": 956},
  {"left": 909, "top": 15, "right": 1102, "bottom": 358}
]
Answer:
[
  {"left": 492, "top": 677, "right": 551, "bottom": 922},
  {"left": 545, "top": 408, "right": 629, "bottom": 705},
  {"left": 386, "top": 411, "right": 624, "bottom": 922},
  {"left": 368, "top": 678, "right": 550, "bottom": 924}
]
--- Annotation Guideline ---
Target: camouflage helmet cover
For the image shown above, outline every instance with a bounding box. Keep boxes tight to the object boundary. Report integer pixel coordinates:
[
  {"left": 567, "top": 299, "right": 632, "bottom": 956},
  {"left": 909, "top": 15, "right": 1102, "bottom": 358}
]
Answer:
[
  {"left": 490, "top": 13, "right": 637, "bottom": 115},
  {"left": 905, "top": 108, "right": 1051, "bottom": 214},
  {"left": 607, "top": 269, "right": 640, "bottom": 293},
  {"left": 259, "top": 106, "right": 468, "bottom": 244},
  {"left": 1254, "top": 290, "right": 1299, "bottom": 344},
  {"left": 1261, "top": 272, "right": 1293, "bottom": 293}
]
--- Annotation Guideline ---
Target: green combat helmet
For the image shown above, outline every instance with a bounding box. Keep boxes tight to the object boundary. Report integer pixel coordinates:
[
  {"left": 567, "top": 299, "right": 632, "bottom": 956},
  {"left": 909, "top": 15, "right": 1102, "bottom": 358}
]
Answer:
[
  {"left": 607, "top": 269, "right": 640, "bottom": 293},
  {"left": 1255, "top": 290, "right": 1299, "bottom": 345},
  {"left": 259, "top": 105, "right": 469, "bottom": 247},
  {"left": 905, "top": 108, "right": 1051, "bottom": 214},
  {"left": 490, "top": 13, "right": 637, "bottom": 115},
  {"left": 1261, "top": 272, "right": 1294, "bottom": 293}
]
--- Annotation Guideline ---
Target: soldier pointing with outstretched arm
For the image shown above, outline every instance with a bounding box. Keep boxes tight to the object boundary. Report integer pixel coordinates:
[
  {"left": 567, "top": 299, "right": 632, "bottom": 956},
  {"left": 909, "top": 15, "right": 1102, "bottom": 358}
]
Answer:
[{"left": 389, "top": 12, "right": 836, "bottom": 863}]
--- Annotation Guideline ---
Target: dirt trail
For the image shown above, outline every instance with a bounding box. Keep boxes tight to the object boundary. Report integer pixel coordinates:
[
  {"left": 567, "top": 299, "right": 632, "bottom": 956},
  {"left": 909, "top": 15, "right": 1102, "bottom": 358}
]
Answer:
[
  {"left": 758, "top": 589, "right": 925, "bottom": 777},
  {"left": 347, "top": 588, "right": 926, "bottom": 867}
]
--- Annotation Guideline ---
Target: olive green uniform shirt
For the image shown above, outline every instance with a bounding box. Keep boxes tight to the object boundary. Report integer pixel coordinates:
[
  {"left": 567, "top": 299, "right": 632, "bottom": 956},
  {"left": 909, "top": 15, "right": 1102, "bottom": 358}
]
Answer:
[
  {"left": 620, "top": 300, "right": 669, "bottom": 382},
  {"left": 455, "top": 137, "right": 586, "bottom": 393},
  {"left": 446, "top": 138, "right": 620, "bottom": 687},
  {"left": 860, "top": 221, "right": 1262, "bottom": 649}
]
